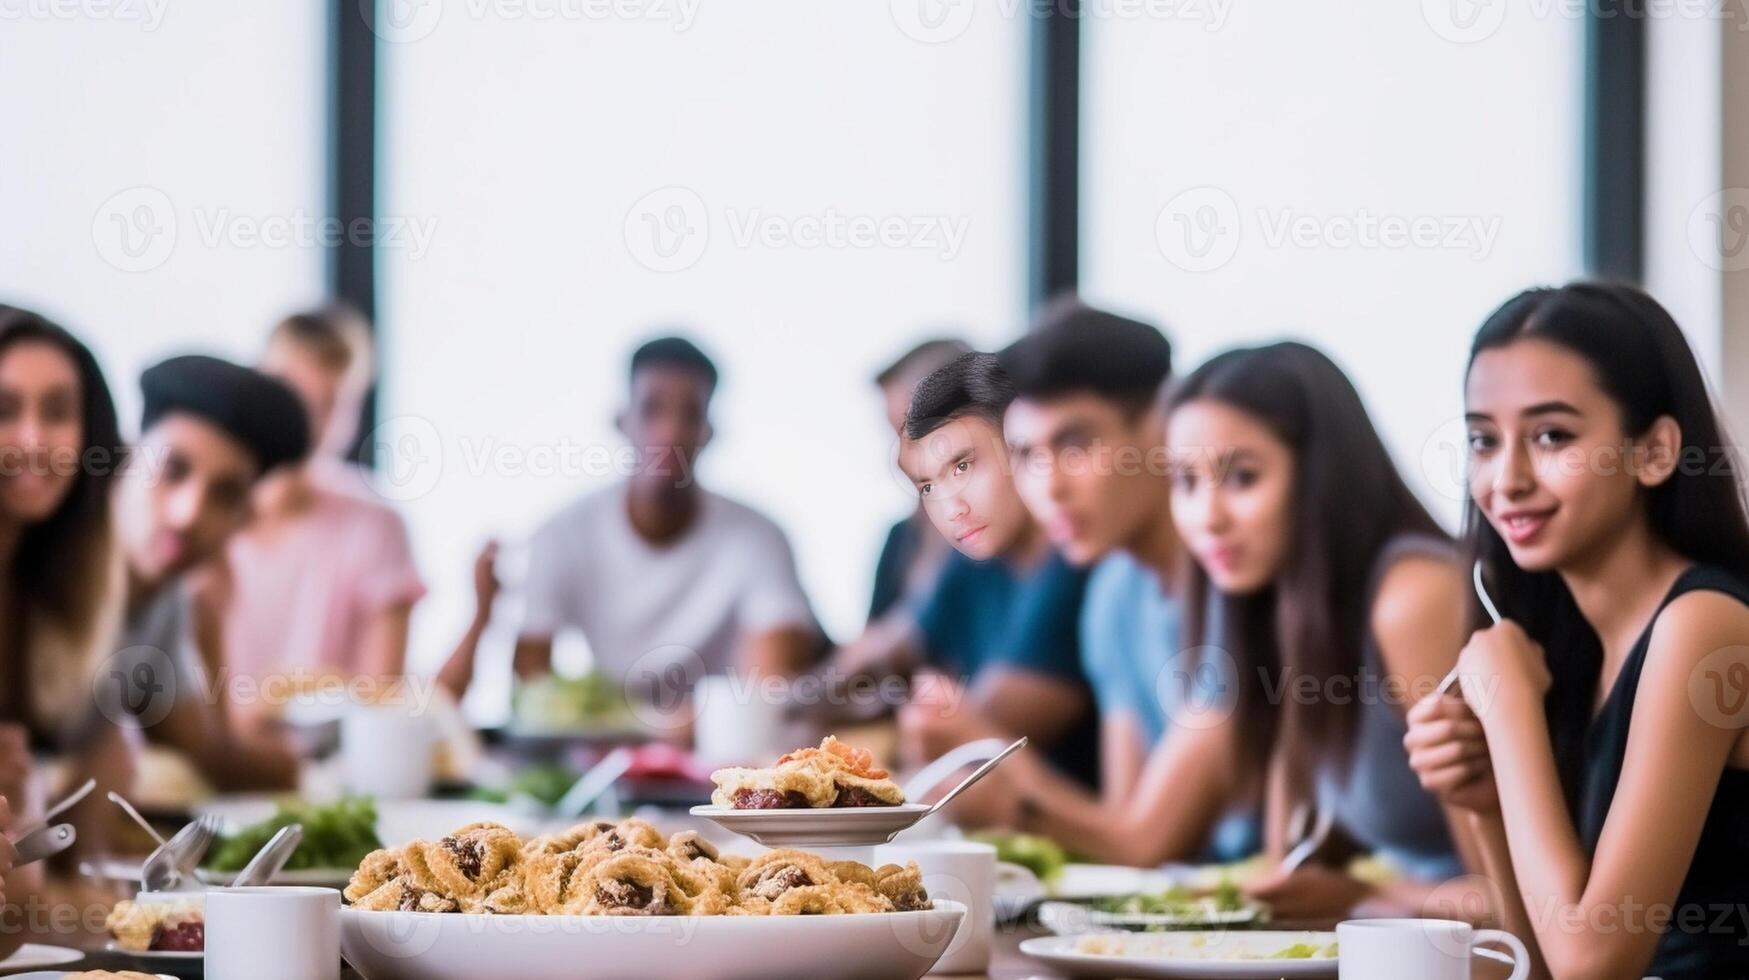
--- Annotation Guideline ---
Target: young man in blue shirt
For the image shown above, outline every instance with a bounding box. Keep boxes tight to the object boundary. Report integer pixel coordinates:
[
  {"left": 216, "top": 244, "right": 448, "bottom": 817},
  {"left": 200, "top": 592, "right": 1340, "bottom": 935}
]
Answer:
[
  {"left": 833, "top": 352, "right": 1098, "bottom": 790},
  {"left": 990, "top": 299, "right": 1258, "bottom": 865}
]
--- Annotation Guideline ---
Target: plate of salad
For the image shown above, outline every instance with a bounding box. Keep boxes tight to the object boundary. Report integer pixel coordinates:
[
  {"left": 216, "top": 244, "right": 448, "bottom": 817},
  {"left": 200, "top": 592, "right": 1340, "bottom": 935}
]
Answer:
[
  {"left": 198, "top": 797, "right": 382, "bottom": 887},
  {"left": 1039, "top": 881, "right": 1265, "bottom": 933},
  {"left": 1020, "top": 931, "right": 1338, "bottom": 978}
]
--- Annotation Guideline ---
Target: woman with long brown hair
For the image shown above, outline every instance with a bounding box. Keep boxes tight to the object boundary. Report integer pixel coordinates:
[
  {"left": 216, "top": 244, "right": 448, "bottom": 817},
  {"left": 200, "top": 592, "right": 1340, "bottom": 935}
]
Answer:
[
  {"left": 0, "top": 303, "right": 130, "bottom": 954},
  {"left": 1165, "top": 341, "right": 1483, "bottom": 921}
]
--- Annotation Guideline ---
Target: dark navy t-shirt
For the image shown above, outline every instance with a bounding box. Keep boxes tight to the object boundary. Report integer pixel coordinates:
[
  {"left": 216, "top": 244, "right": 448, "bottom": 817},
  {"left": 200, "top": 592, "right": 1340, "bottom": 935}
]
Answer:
[{"left": 915, "top": 548, "right": 1099, "bottom": 786}]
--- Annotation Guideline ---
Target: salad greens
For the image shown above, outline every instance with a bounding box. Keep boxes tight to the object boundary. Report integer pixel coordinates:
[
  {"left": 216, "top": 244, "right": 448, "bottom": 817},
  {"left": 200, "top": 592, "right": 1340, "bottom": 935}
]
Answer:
[
  {"left": 967, "top": 830, "right": 1068, "bottom": 884},
  {"left": 1090, "top": 880, "right": 1246, "bottom": 917},
  {"left": 1269, "top": 941, "right": 1338, "bottom": 959},
  {"left": 512, "top": 672, "right": 634, "bottom": 731},
  {"left": 204, "top": 797, "right": 382, "bottom": 872},
  {"left": 469, "top": 763, "right": 578, "bottom": 808}
]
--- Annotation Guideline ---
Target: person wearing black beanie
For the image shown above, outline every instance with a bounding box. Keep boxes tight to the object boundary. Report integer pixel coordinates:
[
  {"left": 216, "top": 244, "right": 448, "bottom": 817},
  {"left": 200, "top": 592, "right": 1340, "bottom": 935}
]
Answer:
[{"left": 99, "top": 353, "right": 308, "bottom": 792}]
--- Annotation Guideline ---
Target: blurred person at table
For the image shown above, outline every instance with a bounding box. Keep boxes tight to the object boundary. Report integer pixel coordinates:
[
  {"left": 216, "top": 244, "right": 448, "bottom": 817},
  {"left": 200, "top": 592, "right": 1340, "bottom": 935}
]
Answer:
[
  {"left": 101, "top": 354, "right": 310, "bottom": 793},
  {"left": 444, "top": 336, "right": 820, "bottom": 707},
  {"left": 925, "top": 300, "right": 1258, "bottom": 862},
  {"left": 0, "top": 306, "right": 130, "bottom": 926},
  {"left": 211, "top": 306, "right": 424, "bottom": 734},
  {"left": 866, "top": 337, "right": 969, "bottom": 623},
  {"left": 1161, "top": 342, "right": 1483, "bottom": 922},
  {"left": 835, "top": 352, "right": 1097, "bottom": 787},
  {"left": 1406, "top": 284, "right": 1749, "bottom": 978}
]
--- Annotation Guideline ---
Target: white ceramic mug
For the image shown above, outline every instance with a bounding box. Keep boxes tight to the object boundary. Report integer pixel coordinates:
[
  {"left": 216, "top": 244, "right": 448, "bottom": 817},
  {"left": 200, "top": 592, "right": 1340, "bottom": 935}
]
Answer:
[
  {"left": 1337, "top": 918, "right": 1529, "bottom": 980},
  {"left": 340, "top": 703, "right": 435, "bottom": 800},
  {"left": 874, "top": 839, "right": 995, "bottom": 974},
  {"left": 691, "top": 674, "right": 790, "bottom": 768},
  {"left": 206, "top": 885, "right": 340, "bottom": 980}
]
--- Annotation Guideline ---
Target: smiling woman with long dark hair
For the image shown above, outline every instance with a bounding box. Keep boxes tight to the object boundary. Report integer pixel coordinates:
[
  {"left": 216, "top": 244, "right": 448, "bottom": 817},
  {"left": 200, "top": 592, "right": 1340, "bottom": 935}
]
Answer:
[
  {"left": 1165, "top": 341, "right": 1482, "bottom": 922},
  {"left": 1406, "top": 281, "right": 1749, "bottom": 979},
  {"left": 0, "top": 304, "right": 125, "bottom": 733}
]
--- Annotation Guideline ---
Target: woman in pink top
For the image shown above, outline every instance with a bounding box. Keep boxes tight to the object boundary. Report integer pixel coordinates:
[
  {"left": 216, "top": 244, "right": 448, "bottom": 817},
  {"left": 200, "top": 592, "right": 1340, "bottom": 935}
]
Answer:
[{"left": 211, "top": 307, "right": 424, "bottom": 729}]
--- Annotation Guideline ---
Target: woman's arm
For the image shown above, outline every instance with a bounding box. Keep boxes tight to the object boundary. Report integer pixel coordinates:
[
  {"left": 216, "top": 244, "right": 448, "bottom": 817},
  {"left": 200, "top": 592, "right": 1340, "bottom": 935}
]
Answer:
[
  {"left": 1015, "top": 710, "right": 1239, "bottom": 867},
  {"left": 357, "top": 601, "right": 413, "bottom": 680},
  {"left": 1465, "top": 594, "right": 1746, "bottom": 980},
  {"left": 1249, "top": 557, "right": 1497, "bottom": 921}
]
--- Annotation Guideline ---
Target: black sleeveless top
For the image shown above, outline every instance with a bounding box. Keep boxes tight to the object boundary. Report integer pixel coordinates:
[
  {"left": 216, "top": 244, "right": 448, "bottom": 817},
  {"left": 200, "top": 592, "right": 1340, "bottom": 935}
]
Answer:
[{"left": 1577, "top": 564, "right": 1749, "bottom": 979}]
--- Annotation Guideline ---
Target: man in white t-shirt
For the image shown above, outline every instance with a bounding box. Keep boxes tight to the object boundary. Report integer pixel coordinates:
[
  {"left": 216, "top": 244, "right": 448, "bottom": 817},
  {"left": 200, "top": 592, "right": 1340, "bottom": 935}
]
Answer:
[{"left": 442, "top": 337, "right": 820, "bottom": 700}]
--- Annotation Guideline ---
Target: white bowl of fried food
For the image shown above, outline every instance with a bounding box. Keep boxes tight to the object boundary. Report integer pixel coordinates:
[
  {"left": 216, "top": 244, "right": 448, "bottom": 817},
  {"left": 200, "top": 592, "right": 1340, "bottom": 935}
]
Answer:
[{"left": 339, "top": 817, "right": 965, "bottom": 980}]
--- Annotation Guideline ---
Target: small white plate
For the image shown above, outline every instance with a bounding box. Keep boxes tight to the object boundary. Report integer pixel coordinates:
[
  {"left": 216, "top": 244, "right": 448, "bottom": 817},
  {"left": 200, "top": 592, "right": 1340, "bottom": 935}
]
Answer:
[
  {"left": 8, "top": 974, "right": 176, "bottom": 980},
  {"left": 1020, "top": 931, "right": 1338, "bottom": 978},
  {"left": 0, "top": 943, "right": 83, "bottom": 969},
  {"left": 196, "top": 867, "right": 354, "bottom": 888},
  {"left": 1038, "top": 900, "right": 1262, "bottom": 934},
  {"left": 688, "top": 804, "right": 933, "bottom": 847},
  {"left": 103, "top": 942, "right": 203, "bottom": 960}
]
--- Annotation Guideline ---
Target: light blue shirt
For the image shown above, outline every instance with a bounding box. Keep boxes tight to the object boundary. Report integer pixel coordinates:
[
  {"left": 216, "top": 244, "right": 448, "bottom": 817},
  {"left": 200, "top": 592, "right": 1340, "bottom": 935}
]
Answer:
[{"left": 1078, "top": 551, "right": 1258, "bottom": 861}]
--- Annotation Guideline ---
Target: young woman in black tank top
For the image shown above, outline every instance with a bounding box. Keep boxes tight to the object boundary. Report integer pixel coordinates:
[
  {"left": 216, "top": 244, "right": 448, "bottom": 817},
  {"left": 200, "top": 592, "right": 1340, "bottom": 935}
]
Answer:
[{"left": 1405, "top": 282, "right": 1749, "bottom": 979}]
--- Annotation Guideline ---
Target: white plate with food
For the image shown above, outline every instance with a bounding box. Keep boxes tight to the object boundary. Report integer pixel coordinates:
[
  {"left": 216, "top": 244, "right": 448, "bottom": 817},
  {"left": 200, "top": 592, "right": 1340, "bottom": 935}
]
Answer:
[
  {"left": 0, "top": 944, "right": 84, "bottom": 970},
  {"left": 1039, "top": 899, "right": 1263, "bottom": 934},
  {"left": 342, "top": 901, "right": 965, "bottom": 980},
  {"left": 694, "top": 736, "right": 932, "bottom": 847},
  {"left": 688, "top": 803, "right": 934, "bottom": 848},
  {"left": 1020, "top": 931, "right": 1339, "bottom": 978}
]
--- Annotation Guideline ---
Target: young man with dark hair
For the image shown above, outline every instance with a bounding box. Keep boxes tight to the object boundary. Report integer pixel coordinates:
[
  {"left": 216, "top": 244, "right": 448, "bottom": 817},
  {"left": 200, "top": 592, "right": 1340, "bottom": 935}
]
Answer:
[
  {"left": 983, "top": 298, "right": 1259, "bottom": 866},
  {"left": 441, "top": 336, "right": 820, "bottom": 703},
  {"left": 866, "top": 337, "right": 969, "bottom": 622},
  {"left": 836, "top": 352, "right": 1099, "bottom": 791}
]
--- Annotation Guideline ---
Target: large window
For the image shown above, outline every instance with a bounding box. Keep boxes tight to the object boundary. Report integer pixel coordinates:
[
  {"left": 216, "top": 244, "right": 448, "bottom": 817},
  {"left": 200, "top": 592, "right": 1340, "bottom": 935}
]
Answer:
[
  {"left": 380, "top": 5, "right": 1027, "bottom": 701},
  {"left": 0, "top": 4, "right": 327, "bottom": 427},
  {"left": 1081, "top": 3, "right": 1586, "bottom": 524}
]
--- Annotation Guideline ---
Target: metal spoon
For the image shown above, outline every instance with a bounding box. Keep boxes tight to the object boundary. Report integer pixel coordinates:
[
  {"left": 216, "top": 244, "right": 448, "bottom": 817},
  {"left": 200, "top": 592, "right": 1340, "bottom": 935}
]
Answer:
[
  {"left": 11, "top": 777, "right": 97, "bottom": 838},
  {"left": 925, "top": 736, "right": 1028, "bottom": 815},
  {"left": 140, "top": 814, "right": 219, "bottom": 892},
  {"left": 1436, "top": 560, "right": 1505, "bottom": 696},
  {"left": 107, "top": 791, "right": 169, "bottom": 848},
  {"left": 1280, "top": 805, "right": 1334, "bottom": 874},
  {"left": 231, "top": 824, "right": 302, "bottom": 887}
]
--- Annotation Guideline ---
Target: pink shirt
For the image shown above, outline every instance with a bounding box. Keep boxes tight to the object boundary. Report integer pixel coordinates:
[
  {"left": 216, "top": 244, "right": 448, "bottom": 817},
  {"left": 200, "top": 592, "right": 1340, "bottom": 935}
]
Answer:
[{"left": 223, "top": 473, "right": 425, "bottom": 681}]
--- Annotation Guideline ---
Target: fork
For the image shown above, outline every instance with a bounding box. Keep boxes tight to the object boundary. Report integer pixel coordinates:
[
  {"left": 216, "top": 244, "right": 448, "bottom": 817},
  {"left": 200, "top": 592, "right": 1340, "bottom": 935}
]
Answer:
[{"left": 140, "top": 814, "right": 220, "bottom": 892}]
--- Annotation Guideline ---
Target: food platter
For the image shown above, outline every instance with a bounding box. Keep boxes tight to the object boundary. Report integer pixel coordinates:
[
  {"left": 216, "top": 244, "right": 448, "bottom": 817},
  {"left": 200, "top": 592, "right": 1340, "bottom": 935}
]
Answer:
[{"left": 340, "top": 901, "right": 966, "bottom": 980}]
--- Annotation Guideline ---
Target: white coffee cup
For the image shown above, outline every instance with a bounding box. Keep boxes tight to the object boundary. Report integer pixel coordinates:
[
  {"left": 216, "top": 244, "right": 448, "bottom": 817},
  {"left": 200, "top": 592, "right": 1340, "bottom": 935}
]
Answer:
[
  {"left": 875, "top": 839, "right": 995, "bottom": 974},
  {"left": 340, "top": 703, "right": 435, "bottom": 800},
  {"left": 691, "top": 674, "right": 790, "bottom": 768},
  {"left": 206, "top": 886, "right": 340, "bottom": 980},
  {"left": 1337, "top": 918, "right": 1529, "bottom": 980}
]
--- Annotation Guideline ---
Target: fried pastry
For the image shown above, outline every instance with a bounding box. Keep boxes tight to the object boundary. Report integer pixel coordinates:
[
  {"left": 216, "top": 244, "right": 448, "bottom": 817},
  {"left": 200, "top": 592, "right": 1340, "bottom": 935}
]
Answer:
[
  {"left": 343, "top": 816, "right": 929, "bottom": 918},
  {"left": 710, "top": 736, "right": 905, "bottom": 809}
]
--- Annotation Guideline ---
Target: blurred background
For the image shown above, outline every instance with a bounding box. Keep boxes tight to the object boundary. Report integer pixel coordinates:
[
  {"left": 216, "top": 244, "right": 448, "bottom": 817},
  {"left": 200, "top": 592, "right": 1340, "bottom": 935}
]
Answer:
[{"left": 4, "top": 0, "right": 1747, "bottom": 721}]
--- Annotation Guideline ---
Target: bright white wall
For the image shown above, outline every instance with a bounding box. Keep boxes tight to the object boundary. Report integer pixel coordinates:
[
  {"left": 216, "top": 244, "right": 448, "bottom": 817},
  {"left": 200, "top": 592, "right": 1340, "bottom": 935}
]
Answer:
[
  {"left": 0, "top": 2, "right": 328, "bottom": 429},
  {"left": 1080, "top": 1, "right": 1586, "bottom": 526},
  {"left": 378, "top": 3, "right": 1027, "bottom": 703}
]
